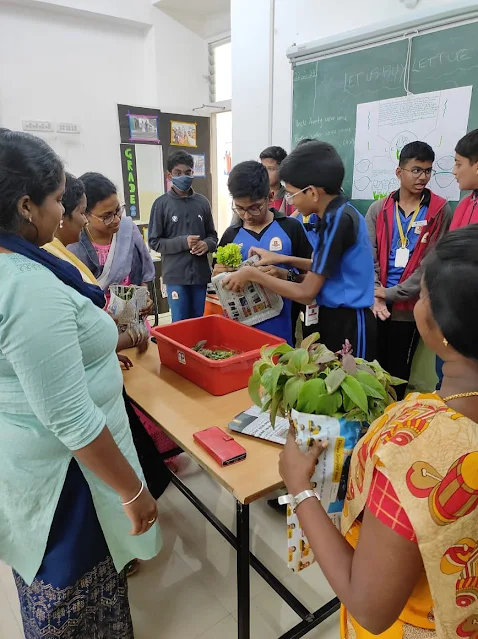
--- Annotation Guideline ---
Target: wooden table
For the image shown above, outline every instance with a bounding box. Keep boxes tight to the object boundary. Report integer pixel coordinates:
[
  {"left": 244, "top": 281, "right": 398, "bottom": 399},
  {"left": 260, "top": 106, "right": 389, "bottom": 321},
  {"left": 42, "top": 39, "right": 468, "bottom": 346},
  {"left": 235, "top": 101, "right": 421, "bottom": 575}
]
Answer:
[{"left": 123, "top": 346, "right": 339, "bottom": 639}]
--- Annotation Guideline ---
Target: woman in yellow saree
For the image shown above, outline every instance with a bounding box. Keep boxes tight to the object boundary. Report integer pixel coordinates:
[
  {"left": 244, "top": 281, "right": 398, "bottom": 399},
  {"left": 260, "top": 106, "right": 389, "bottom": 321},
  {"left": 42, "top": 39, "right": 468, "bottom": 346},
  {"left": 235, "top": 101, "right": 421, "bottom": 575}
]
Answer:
[{"left": 279, "top": 226, "right": 478, "bottom": 639}]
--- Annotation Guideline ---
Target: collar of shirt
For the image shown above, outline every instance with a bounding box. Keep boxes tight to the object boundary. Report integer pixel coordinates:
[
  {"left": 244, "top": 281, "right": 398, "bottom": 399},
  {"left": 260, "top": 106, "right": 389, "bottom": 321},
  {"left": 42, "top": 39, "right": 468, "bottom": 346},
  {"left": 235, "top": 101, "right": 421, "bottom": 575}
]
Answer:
[
  {"left": 319, "top": 194, "right": 348, "bottom": 220},
  {"left": 392, "top": 188, "right": 431, "bottom": 210}
]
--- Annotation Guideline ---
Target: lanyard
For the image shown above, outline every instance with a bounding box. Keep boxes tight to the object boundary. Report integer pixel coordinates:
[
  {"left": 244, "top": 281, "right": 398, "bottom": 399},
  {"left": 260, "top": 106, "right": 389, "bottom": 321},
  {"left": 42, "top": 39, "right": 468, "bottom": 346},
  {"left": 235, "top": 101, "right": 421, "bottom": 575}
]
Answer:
[{"left": 395, "top": 199, "right": 423, "bottom": 249}]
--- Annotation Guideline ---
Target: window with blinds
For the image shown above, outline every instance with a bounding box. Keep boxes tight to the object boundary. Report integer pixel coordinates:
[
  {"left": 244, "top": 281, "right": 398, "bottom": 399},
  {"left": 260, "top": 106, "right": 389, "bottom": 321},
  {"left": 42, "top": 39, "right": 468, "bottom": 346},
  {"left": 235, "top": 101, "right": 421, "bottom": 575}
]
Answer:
[{"left": 208, "top": 39, "right": 231, "bottom": 103}]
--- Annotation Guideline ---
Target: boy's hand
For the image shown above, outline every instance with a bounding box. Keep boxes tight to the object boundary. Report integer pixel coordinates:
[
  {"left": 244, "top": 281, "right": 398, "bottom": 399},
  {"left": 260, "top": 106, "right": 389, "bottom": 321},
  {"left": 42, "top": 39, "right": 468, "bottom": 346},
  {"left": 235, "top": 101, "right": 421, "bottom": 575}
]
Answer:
[
  {"left": 187, "top": 235, "right": 200, "bottom": 249},
  {"left": 258, "top": 265, "right": 288, "bottom": 280},
  {"left": 212, "top": 264, "right": 236, "bottom": 277},
  {"left": 191, "top": 240, "right": 209, "bottom": 256},
  {"left": 373, "top": 297, "right": 391, "bottom": 321},
  {"left": 374, "top": 286, "right": 386, "bottom": 299},
  {"left": 223, "top": 266, "right": 256, "bottom": 293},
  {"left": 248, "top": 246, "right": 283, "bottom": 266}
]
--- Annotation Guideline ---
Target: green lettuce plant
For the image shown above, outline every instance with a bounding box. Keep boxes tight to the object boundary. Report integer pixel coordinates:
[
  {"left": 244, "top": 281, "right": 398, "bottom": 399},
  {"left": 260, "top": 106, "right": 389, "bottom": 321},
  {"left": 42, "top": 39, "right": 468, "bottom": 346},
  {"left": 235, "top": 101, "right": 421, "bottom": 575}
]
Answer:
[
  {"left": 248, "top": 333, "right": 405, "bottom": 426},
  {"left": 214, "top": 243, "right": 243, "bottom": 268}
]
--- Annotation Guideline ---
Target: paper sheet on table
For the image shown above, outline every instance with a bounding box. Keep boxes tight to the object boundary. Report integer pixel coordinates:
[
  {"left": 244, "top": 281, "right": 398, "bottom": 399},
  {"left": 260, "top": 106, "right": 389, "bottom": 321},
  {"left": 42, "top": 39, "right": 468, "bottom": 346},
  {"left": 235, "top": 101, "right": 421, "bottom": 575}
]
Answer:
[
  {"left": 228, "top": 405, "right": 289, "bottom": 445},
  {"left": 352, "top": 86, "right": 472, "bottom": 202}
]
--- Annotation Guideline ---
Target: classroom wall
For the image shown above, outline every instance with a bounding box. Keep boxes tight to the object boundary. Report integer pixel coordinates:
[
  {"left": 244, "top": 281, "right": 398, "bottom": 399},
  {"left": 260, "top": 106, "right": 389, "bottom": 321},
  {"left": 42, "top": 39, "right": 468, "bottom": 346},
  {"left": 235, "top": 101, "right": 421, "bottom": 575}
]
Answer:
[
  {"left": 231, "top": 0, "right": 458, "bottom": 164},
  {"left": 0, "top": 2, "right": 209, "bottom": 189}
]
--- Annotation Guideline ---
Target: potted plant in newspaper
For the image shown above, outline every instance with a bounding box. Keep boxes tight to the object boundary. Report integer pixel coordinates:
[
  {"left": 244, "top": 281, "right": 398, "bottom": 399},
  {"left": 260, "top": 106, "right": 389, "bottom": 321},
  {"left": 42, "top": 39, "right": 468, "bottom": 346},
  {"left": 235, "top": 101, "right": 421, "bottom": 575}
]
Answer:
[{"left": 248, "top": 333, "right": 404, "bottom": 572}]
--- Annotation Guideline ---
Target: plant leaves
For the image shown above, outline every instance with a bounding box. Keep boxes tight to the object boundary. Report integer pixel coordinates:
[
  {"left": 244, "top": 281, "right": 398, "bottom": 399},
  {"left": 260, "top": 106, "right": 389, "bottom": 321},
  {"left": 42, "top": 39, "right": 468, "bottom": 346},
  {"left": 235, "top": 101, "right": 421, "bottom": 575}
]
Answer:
[
  {"left": 297, "top": 378, "right": 326, "bottom": 413},
  {"left": 325, "top": 368, "right": 347, "bottom": 394},
  {"left": 300, "top": 332, "right": 320, "bottom": 351},
  {"left": 341, "top": 353, "right": 357, "bottom": 375},
  {"left": 288, "top": 348, "right": 309, "bottom": 373},
  {"left": 313, "top": 391, "right": 342, "bottom": 416},
  {"left": 270, "top": 392, "right": 281, "bottom": 427},
  {"left": 355, "top": 370, "right": 387, "bottom": 399},
  {"left": 269, "top": 365, "right": 283, "bottom": 397},
  {"left": 342, "top": 389, "right": 355, "bottom": 412},
  {"left": 341, "top": 375, "right": 369, "bottom": 414},
  {"left": 248, "top": 372, "right": 262, "bottom": 407},
  {"left": 284, "top": 377, "right": 305, "bottom": 410},
  {"left": 302, "top": 363, "right": 319, "bottom": 375},
  {"left": 311, "top": 344, "right": 337, "bottom": 365},
  {"left": 389, "top": 376, "right": 407, "bottom": 387}
]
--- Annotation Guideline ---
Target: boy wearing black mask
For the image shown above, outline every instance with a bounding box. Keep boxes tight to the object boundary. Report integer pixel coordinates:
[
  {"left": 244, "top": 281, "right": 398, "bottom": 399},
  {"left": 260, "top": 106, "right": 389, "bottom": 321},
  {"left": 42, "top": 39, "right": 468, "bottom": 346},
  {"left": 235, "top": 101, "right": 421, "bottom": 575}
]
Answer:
[{"left": 148, "top": 150, "right": 217, "bottom": 322}]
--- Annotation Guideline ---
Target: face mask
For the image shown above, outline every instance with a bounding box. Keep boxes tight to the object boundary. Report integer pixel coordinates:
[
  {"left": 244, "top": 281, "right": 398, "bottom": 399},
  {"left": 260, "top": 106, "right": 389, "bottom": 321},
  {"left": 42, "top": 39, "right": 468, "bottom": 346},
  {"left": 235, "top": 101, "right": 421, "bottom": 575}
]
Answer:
[{"left": 172, "top": 175, "right": 193, "bottom": 192}]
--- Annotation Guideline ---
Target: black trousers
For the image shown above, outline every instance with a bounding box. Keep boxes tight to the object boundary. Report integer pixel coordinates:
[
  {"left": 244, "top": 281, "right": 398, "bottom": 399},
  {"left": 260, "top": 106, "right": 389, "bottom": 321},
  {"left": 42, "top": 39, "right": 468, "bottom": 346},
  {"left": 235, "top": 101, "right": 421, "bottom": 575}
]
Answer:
[
  {"left": 318, "top": 307, "right": 377, "bottom": 361},
  {"left": 376, "top": 319, "right": 419, "bottom": 400}
]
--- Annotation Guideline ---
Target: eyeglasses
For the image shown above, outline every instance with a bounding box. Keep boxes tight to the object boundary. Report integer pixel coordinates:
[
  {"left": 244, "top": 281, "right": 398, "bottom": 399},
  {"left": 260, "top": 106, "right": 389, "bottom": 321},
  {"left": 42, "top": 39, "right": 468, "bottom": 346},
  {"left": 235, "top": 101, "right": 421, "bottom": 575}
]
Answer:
[
  {"left": 402, "top": 168, "right": 436, "bottom": 178},
  {"left": 89, "top": 205, "right": 125, "bottom": 226},
  {"left": 231, "top": 200, "right": 268, "bottom": 217},
  {"left": 284, "top": 185, "right": 311, "bottom": 202}
]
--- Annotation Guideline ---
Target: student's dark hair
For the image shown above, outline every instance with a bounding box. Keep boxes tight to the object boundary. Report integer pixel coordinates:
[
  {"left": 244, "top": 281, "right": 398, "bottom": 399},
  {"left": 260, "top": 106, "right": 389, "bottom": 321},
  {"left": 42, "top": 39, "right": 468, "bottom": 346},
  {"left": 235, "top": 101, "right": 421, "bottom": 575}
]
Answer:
[
  {"left": 424, "top": 225, "right": 478, "bottom": 361},
  {"left": 167, "top": 150, "right": 194, "bottom": 172},
  {"left": 455, "top": 129, "right": 478, "bottom": 164},
  {"left": 279, "top": 140, "right": 344, "bottom": 194},
  {"left": 0, "top": 129, "right": 64, "bottom": 234},
  {"left": 228, "top": 160, "right": 270, "bottom": 200},
  {"left": 399, "top": 141, "right": 435, "bottom": 166},
  {"left": 79, "top": 172, "right": 117, "bottom": 212},
  {"left": 296, "top": 138, "right": 316, "bottom": 147},
  {"left": 259, "top": 146, "right": 288, "bottom": 165},
  {"left": 62, "top": 173, "right": 85, "bottom": 218}
]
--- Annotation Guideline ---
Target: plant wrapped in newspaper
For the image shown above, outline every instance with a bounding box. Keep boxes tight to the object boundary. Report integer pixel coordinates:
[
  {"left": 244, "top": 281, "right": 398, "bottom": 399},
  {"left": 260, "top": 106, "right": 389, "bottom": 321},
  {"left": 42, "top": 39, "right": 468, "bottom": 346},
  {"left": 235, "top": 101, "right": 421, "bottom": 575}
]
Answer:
[
  {"left": 107, "top": 284, "right": 149, "bottom": 346},
  {"left": 212, "top": 255, "right": 283, "bottom": 327},
  {"left": 248, "top": 333, "right": 405, "bottom": 572}
]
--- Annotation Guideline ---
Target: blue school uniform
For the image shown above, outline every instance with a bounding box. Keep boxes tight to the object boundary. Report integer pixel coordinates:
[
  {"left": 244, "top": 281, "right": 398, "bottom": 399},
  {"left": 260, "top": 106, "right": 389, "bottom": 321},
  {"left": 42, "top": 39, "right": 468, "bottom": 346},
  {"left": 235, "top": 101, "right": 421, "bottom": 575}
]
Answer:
[
  {"left": 311, "top": 196, "right": 376, "bottom": 359},
  {"left": 218, "top": 211, "right": 312, "bottom": 344},
  {"left": 386, "top": 191, "right": 429, "bottom": 288}
]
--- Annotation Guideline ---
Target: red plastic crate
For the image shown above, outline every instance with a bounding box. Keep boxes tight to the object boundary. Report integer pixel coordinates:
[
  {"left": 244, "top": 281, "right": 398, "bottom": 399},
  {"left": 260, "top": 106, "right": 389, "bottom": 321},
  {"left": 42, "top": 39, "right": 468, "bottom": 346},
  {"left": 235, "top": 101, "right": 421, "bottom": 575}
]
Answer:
[{"left": 151, "top": 315, "right": 285, "bottom": 396}]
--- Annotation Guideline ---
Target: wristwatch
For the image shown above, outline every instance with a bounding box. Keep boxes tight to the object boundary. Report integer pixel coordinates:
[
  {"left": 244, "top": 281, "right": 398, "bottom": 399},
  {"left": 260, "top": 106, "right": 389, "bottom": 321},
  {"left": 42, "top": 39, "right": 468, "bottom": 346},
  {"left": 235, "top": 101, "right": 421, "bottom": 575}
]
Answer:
[
  {"left": 278, "top": 489, "right": 321, "bottom": 512},
  {"left": 287, "top": 269, "right": 297, "bottom": 282}
]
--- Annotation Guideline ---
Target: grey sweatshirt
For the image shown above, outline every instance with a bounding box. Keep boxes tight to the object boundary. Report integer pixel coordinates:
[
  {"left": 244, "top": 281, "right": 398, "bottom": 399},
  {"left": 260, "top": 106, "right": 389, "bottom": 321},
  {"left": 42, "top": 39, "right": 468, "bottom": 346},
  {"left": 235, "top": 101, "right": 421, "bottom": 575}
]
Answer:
[
  {"left": 148, "top": 189, "right": 218, "bottom": 286},
  {"left": 365, "top": 196, "right": 452, "bottom": 321}
]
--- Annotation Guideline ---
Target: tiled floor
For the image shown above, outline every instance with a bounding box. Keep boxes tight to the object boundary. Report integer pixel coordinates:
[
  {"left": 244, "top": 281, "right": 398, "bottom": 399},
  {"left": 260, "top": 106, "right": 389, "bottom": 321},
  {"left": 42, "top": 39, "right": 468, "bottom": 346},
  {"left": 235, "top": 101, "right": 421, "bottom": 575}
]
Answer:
[{"left": 0, "top": 455, "right": 340, "bottom": 638}]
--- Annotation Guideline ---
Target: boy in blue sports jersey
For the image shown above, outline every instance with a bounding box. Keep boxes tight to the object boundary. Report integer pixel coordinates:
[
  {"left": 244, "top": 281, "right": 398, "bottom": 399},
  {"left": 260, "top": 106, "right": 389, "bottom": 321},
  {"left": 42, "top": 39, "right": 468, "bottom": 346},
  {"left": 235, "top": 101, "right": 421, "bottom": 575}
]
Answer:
[
  {"left": 214, "top": 161, "right": 312, "bottom": 345},
  {"left": 224, "top": 141, "right": 377, "bottom": 360}
]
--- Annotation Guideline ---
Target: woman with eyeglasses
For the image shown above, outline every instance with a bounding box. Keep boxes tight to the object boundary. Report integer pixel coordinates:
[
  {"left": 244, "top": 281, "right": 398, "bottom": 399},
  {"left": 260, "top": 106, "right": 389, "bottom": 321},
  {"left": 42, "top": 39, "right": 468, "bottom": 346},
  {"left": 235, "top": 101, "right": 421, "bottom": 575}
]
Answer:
[
  {"left": 0, "top": 130, "right": 160, "bottom": 638},
  {"left": 365, "top": 141, "right": 452, "bottom": 398},
  {"left": 68, "top": 172, "right": 155, "bottom": 302}
]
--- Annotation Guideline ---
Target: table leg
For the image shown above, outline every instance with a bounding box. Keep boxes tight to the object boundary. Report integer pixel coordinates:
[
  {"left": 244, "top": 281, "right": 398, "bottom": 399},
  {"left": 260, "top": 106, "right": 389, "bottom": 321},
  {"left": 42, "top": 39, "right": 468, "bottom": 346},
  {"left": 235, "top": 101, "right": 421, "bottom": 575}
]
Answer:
[{"left": 236, "top": 501, "right": 250, "bottom": 639}]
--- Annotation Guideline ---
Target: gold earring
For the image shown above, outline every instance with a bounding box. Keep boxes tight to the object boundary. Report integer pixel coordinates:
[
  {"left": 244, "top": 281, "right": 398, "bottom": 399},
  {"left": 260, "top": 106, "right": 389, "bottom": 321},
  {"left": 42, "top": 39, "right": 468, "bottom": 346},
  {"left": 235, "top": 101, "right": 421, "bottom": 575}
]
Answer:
[{"left": 443, "top": 338, "right": 449, "bottom": 347}]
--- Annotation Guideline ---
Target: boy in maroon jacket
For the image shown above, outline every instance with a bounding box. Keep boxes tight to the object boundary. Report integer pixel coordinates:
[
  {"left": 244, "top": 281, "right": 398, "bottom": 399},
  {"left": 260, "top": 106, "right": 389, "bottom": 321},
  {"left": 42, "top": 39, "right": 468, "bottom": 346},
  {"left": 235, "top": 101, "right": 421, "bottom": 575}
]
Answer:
[
  {"left": 450, "top": 128, "right": 478, "bottom": 229},
  {"left": 366, "top": 141, "right": 452, "bottom": 398}
]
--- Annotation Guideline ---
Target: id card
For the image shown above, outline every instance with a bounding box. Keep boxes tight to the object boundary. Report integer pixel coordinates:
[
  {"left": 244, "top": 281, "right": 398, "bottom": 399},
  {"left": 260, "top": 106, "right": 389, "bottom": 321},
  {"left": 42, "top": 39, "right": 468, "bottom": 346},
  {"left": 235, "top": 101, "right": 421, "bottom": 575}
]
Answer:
[
  {"left": 305, "top": 304, "right": 319, "bottom": 327},
  {"left": 395, "top": 247, "right": 410, "bottom": 268}
]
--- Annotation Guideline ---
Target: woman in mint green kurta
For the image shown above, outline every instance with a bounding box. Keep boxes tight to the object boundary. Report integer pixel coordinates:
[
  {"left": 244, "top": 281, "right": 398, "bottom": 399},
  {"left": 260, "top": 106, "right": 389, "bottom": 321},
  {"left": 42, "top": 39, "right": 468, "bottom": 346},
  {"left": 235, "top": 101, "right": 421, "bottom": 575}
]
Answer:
[{"left": 0, "top": 130, "right": 161, "bottom": 638}]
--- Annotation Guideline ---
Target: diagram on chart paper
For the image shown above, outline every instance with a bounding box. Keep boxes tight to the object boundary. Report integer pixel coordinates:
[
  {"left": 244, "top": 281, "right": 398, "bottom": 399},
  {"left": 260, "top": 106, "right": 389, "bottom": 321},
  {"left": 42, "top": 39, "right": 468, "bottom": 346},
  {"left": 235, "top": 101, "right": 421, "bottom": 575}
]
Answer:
[{"left": 352, "top": 86, "right": 473, "bottom": 201}]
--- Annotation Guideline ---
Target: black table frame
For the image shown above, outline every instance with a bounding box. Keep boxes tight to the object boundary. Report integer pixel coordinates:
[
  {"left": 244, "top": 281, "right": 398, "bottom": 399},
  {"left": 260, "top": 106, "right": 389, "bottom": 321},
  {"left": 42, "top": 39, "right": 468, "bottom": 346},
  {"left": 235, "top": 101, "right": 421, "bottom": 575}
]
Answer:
[{"left": 161, "top": 446, "right": 340, "bottom": 639}]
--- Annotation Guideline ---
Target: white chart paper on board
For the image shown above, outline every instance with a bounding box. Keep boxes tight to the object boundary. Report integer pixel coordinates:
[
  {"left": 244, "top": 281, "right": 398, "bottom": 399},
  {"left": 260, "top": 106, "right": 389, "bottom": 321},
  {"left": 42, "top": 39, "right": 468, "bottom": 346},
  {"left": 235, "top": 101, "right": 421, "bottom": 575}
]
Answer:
[{"left": 352, "top": 86, "right": 472, "bottom": 201}]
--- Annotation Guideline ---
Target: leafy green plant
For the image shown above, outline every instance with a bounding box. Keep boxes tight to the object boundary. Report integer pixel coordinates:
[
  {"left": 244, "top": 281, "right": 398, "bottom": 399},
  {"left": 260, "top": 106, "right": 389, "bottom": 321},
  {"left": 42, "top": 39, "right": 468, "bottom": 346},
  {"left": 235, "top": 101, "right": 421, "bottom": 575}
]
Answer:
[
  {"left": 248, "top": 333, "right": 405, "bottom": 426},
  {"left": 214, "top": 243, "right": 243, "bottom": 268}
]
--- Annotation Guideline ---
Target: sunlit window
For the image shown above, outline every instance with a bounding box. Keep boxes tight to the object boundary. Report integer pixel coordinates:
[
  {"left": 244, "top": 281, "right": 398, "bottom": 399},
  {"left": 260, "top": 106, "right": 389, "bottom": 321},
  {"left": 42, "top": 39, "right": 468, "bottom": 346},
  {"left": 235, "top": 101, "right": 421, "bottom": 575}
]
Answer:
[{"left": 209, "top": 40, "right": 231, "bottom": 103}]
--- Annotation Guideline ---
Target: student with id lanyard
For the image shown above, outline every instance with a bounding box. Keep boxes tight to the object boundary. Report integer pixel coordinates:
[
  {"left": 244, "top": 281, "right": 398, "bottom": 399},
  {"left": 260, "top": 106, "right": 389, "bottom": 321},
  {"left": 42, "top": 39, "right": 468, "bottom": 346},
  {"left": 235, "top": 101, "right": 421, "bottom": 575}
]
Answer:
[
  {"left": 223, "top": 141, "right": 377, "bottom": 360},
  {"left": 214, "top": 160, "right": 312, "bottom": 345},
  {"left": 366, "top": 142, "right": 452, "bottom": 398}
]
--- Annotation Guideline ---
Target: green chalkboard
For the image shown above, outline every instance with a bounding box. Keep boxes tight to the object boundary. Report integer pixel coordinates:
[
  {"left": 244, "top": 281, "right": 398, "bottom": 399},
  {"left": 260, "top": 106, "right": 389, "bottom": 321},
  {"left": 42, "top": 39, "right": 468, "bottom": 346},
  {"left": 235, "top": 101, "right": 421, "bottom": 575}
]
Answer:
[{"left": 292, "top": 21, "right": 478, "bottom": 215}]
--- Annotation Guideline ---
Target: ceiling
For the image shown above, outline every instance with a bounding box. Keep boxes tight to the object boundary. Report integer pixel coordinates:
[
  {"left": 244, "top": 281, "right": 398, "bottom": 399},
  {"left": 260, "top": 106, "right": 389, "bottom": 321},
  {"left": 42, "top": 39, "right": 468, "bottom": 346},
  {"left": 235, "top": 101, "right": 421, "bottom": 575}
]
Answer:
[{"left": 154, "top": 0, "right": 230, "bottom": 39}]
